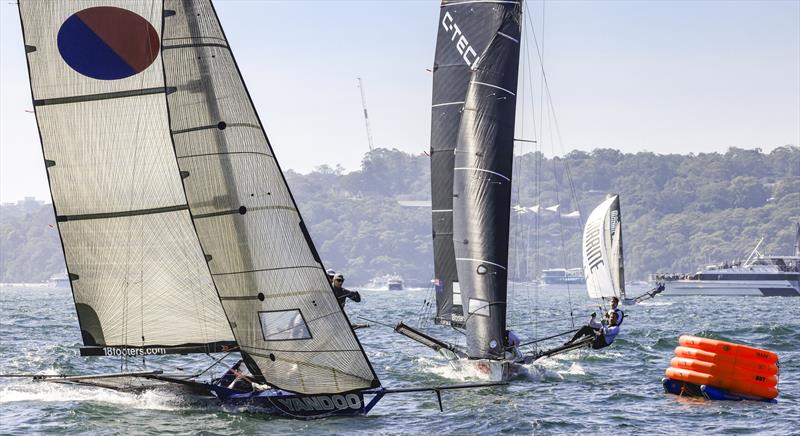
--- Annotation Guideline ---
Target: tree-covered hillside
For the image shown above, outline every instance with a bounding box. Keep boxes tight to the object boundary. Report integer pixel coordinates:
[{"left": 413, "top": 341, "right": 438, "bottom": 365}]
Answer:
[{"left": 1, "top": 146, "right": 798, "bottom": 285}]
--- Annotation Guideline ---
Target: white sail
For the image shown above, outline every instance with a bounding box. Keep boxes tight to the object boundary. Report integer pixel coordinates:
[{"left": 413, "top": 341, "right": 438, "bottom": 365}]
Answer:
[
  {"left": 582, "top": 195, "right": 625, "bottom": 299},
  {"left": 161, "top": 0, "right": 378, "bottom": 394},
  {"left": 19, "top": 1, "right": 233, "bottom": 351},
  {"left": 19, "top": 0, "right": 379, "bottom": 394}
]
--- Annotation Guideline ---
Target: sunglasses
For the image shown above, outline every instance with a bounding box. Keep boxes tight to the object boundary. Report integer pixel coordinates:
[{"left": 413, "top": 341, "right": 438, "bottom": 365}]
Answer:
[{"left": 334, "top": 279, "right": 344, "bottom": 282}]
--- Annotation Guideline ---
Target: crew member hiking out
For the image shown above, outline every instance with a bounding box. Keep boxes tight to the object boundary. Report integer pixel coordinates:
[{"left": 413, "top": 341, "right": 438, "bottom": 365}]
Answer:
[
  {"left": 331, "top": 273, "right": 361, "bottom": 309},
  {"left": 607, "top": 296, "right": 624, "bottom": 326},
  {"left": 565, "top": 311, "right": 621, "bottom": 350}
]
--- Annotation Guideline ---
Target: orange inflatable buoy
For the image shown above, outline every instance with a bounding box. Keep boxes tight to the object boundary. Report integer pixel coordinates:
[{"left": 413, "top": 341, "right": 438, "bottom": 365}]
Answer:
[
  {"left": 672, "top": 347, "right": 779, "bottom": 375},
  {"left": 666, "top": 336, "right": 780, "bottom": 400},
  {"left": 678, "top": 335, "right": 778, "bottom": 364}
]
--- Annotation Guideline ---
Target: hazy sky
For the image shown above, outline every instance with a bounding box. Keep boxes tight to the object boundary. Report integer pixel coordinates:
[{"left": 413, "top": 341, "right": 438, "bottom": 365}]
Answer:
[{"left": 1, "top": 0, "right": 798, "bottom": 202}]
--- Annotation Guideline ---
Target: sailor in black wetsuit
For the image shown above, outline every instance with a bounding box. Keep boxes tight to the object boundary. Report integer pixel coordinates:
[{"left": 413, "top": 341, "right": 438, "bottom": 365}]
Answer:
[{"left": 331, "top": 273, "right": 361, "bottom": 309}]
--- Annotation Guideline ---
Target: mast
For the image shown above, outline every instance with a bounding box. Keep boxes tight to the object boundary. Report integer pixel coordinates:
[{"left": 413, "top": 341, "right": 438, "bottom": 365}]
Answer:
[
  {"left": 160, "top": 0, "right": 379, "bottom": 394},
  {"left": 356, "top": 77, "right": 375, "bottom": 151},
  {"left": 17, "top": 0, "right": 234, "bottom": 355},
  {"left": 451, "top": 0, "right": 522, "bottom": 359}
]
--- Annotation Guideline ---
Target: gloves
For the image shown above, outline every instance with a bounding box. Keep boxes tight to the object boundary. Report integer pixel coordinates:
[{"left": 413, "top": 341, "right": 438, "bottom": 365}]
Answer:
[
  {"left": 591, "top": 312, "right": 596, "bottom": 318},
  {"left": 349, "top": 291, "right": 362, "bottom": 303}
]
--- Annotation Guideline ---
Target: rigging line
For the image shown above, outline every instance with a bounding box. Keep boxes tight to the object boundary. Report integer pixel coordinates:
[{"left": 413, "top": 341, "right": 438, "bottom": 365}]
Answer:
[
  {"left": 518, "top": 328, "right": 580, "bottom": 347},
  {"left": 355, "top": 316, "right": 396, "bottom": 330}
]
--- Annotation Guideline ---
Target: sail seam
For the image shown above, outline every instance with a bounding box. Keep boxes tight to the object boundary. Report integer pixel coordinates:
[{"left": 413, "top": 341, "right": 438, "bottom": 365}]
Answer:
[
  {"left": 456, "top": 258, "right": 507, "bottom": 270},
  {"left": 162, "top": 42, "right": 230, "bottom": 50},
  {"left": 192, "top": 205, "right": 295, "bottom": 219},
  {"left": 211, "top": 265, "right": 323, "bottom": 277},
  {"left": 33, "top": 87, "right": 172, "bottom": 106},
  {"left": 56, "top": 205, "right": 189, "bottom": 222},
  {"left": 172, "top": 122, "right": 261, "bottom": 135},
  {"left": 454, "top": 167, "right": 511, "bottom": 181},
  {"left": 432, "top": 209, "right": 453, "bottom": 212},
  {"left": 469, "top": 81, "right": 516, "bottom": 96},
  {"left": 177, "top": 151, "right": 273, "bottom": 159}
]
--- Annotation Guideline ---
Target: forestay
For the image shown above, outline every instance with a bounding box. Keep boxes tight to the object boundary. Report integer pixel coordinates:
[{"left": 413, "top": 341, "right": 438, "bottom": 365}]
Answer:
[
  {"left": 19, "top": 1, "right": 234, "bottom": 352},
  {"left": 161, "top": 0, "right": 379, "bottom": 394},
  {"left": 582, "top": 195, "right": 626, "bottom": 299},
  {"left": 450, "top": 0, "right": 522, "bottom": 359}
]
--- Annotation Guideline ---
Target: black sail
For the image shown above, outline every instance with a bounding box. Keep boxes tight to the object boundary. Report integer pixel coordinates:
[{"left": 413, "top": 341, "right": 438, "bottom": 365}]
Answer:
[
  {"left": 430, "top": 0, "right": 517, "bottom": 326},
  {"left": 451, "top": 2, "right": 522, "bottom": 359}
]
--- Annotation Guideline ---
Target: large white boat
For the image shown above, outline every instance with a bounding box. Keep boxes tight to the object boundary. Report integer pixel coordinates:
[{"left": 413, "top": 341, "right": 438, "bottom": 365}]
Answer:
[
  {"left": 652, "top": 231, "right": 800, "bottom": 297},
  {"left": 541, "top": 268, "right": 586, "bottom": 285}
]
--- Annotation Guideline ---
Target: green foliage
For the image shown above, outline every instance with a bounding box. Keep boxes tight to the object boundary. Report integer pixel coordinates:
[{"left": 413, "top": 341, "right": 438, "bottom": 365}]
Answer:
[{"left": 1, "top": 146, "right": 798, "bottom": 285}]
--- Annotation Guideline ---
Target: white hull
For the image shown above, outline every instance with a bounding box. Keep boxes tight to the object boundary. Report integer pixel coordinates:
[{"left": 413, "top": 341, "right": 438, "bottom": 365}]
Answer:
[{"left": 662, "top": 280, "right": 799, "bottom": 297}]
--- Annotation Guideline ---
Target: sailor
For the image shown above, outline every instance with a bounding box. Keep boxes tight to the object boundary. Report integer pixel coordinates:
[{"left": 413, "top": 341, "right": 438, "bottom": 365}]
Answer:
[
  {"left": 605, "top": 296, "right": 624, "bottom": 326},
  {"left": 332, "top": 273, "right": 361, "bottom": 309},
  {"left": 565, "top": 311, "right": 620, "bottom": 350},
  {"left": 504, "top": 329, "right": 523, "bottom": 360},
  {"left": 326, "top": 268, "right": 336, "bottom": 285}
]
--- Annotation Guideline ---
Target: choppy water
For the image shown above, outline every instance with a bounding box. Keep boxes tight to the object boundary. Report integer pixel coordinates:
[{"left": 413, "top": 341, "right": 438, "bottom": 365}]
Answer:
[{"left": 1, "top": 284, "right": 798, "bottom": 434}]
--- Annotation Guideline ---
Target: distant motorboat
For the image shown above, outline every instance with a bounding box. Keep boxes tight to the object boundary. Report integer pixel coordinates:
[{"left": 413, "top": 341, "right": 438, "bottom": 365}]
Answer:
[
  {"left": 387, "top": 276, "right": 404, "bottom": 291},
  {"left": 651, "top": 225, "right": 800, "bottom": 297},
  {"left": 47, "top": 273, "right": 70, "bottom": 289},
  {"left": 540, "top": 268, "right": 585, "bottom": 285}
]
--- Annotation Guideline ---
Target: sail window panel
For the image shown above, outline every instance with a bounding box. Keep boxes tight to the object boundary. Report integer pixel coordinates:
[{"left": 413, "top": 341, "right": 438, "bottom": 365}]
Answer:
[
  {"left": 162, "top": 0, "right": 225, "bottom": 43},
  {"left": 162, "top": 47, "right": 258, "bottom": 133},
  {"left": 258, "top": 310, "right": 311, "bottom": 341},
  {"left": 178, "top": 154, "right": 292, "bottom": 217},
  {"left": 36, "top": 96, "right": 186, "bottom": 216},
  {"left": 193, "top": 212, "right": 316, "bottom": 276},
  {"left": 59, "top": 210, "right": 234, "bottom": 347},
  {"left": 172, "top": 125, "right": 270, "bottom": 159},
  {"left": 214, "top": 270, "right": 347, "bottom": 346},
  {"left": 467, "top": 298, "right": 491, "bottom": 317},
  {"left": 20, "top": 1, "right": 164, "bottom": 102}
]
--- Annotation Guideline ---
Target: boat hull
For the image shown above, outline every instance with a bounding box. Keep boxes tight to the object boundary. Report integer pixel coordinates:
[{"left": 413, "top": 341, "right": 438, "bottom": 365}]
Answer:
[
  {"left": 660, "top": 280, "right": 799, "bottom": 297},
  {"left": 209, "top": 385, "right": 385, "bottom": 419}
]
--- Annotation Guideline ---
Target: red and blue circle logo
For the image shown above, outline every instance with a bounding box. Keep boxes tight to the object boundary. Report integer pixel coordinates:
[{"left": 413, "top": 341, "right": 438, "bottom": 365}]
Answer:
[{"left": 57, "top": 7, "right": 159, "bottom": 80}]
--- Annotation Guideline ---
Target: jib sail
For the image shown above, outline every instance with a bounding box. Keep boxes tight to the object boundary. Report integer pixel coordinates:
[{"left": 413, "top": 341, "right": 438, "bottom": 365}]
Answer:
[
  {"left": 161, "top": 0, "right": 379, "bottom": 394},
  {"left": 582, "top": 195, "right": 626, "bottom": 300},
  {"left": 450, "top": 0, "right": 522, "bottom": 359},
  {"left": 18, "top": 1, "right": 234, "bottom": 353}
]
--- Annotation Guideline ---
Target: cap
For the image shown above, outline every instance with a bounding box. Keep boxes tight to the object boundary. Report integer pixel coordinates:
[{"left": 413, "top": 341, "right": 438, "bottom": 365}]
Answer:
[
  {"left": 325, "top": 269, "right": 335, "bottom": 277},
  {"left": 333, "top": 273, "right": 344, "bottom": 281}
]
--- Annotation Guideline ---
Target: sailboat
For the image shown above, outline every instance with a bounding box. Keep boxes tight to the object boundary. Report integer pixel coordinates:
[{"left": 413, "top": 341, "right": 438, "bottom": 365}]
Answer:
[
  {"left": 16, "top": 0, "right": 499, "bottom": 418},
  {"left": 582, "top": 194, "right": 662, "bottom": 305},
  {"left": 397, "top": 0, "right": 531, "bottom": 381},
  {"left": 582, "top": 195, "right": 627, "bottom": 303}
]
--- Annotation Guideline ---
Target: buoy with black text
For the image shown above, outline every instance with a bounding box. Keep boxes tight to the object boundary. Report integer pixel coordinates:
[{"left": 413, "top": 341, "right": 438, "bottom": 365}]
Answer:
[{"left": 662, "top": 335, "right": 779, "bottom": 403}]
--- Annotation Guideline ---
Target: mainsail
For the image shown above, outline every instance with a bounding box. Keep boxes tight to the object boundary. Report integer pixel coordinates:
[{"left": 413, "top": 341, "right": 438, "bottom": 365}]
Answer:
[
  {"left": 431, "top": 1, "right": 521, "bottom": 326},
  {"left": 20, "top": 0, "right": 379, "bottom": 395},
  {"left": 19, "top": 1, "right": 233, "bottom": 354},
  {"left": 450, "top": 1, "right": 522, "bottom": 359},
  {"left": 582, "top": 195, "right": 626, "bottom": 300}
]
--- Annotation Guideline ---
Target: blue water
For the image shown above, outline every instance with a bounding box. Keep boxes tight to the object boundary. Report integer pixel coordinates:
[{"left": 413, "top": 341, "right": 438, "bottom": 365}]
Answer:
[{"left": 1, "top": 284, "right": 798, "bottom": 434}]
